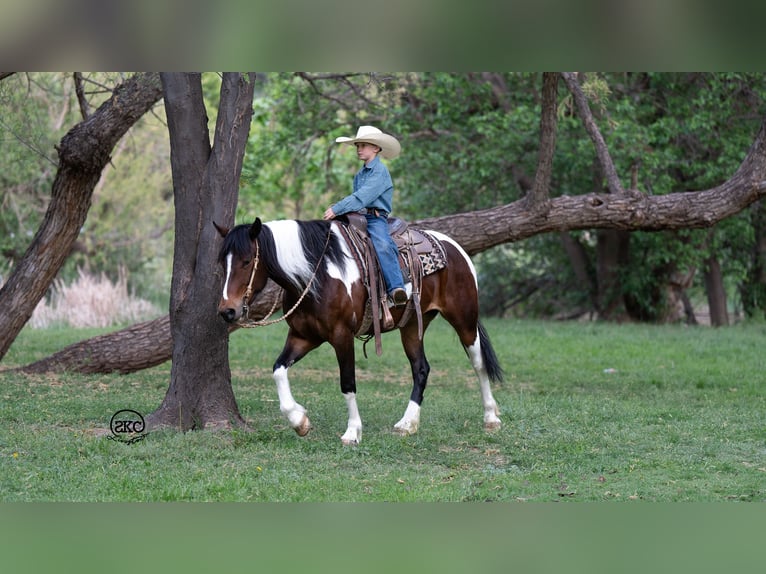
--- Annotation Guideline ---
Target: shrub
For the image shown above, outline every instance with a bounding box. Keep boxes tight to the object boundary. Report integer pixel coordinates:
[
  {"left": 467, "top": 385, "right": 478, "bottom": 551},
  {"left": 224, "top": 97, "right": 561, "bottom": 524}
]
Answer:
[{"left": 30, "top": 268, "right": 160, "bottom": 329}]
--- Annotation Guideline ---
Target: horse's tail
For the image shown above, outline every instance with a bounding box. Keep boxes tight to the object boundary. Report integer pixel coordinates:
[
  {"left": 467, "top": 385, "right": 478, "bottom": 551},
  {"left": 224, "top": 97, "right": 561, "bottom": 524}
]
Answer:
[{"left": 478, "top": 321, "right": 504, "bottom": 383}]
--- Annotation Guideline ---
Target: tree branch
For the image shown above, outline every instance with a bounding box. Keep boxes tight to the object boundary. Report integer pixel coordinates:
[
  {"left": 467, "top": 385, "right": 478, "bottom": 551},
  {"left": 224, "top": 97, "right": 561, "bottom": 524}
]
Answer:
[
  {"left": 417, "top": 116, "right": 766, "bottom": 254},
  {"left": 73, "top": 72, "right": 90, "bottom": 119},
  {"left": 561, "top": 72, "right": 625, "bottom": 195}
]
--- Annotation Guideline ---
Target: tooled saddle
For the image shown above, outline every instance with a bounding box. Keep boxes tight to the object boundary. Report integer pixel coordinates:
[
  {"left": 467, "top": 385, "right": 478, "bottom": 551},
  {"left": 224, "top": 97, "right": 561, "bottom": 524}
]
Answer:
[{"left": 336, "top": 213, "right": 447, "bottom": 357}]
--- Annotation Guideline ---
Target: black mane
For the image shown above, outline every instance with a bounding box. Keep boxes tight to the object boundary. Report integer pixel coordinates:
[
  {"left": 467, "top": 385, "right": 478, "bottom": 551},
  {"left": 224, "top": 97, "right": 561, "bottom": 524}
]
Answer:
[{"left": 219, "top": 219, "right": 348, "bottom": 296}]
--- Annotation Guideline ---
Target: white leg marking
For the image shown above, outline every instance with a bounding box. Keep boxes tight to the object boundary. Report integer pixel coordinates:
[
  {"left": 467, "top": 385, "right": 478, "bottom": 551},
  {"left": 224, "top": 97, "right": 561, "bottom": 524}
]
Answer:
[
  {"left": 466, "top": 337, "right": 502, "bottom": 430},
  {"left": 341, "top": 392, "right": 363, "bottom": 445},
  {"left": 222, "top": 252, "right": 233, "bottom": 301},
  {"left": 394, "top": 400, "right": 421, "bottom": 435},
  {"left": 273, "top": 366, "right": 308, "bottom": 430}
]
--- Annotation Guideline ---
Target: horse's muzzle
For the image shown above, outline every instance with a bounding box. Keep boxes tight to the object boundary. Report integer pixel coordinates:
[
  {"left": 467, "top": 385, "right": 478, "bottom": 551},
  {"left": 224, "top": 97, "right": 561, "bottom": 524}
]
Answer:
[{"left": 219, "top": 307, "right": 238, "bottom": 323}]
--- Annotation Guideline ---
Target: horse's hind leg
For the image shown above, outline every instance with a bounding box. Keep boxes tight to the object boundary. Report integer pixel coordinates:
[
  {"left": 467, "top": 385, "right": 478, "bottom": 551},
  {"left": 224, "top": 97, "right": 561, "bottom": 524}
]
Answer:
[
  {"left": 273, "top": 332, "right": 319, "bottom": 437},
  {"left": 464, "top": 323, "right": 502, "bottom": 430},
  {"left": 442, "top": 310, "right": 503, "bottom": 431}
]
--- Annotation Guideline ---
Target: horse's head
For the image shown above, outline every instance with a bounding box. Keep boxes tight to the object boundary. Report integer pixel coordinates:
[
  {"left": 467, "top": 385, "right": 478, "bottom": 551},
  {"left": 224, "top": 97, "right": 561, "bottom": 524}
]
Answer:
[{"left": 215, "top": 218, "right": 268, "bottom": 323}]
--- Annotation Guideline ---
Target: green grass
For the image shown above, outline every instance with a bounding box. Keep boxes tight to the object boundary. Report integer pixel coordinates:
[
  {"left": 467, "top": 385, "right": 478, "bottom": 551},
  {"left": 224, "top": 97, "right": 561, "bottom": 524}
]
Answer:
[{"left": 1, "top": 318, "right": 765, "bottom": 501}]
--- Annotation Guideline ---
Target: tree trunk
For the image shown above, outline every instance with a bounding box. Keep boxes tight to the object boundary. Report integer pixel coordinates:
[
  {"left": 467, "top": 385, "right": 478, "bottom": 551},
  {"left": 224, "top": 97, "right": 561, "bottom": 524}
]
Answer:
[
  {"left": 19, "top": 315, "right": 171, "bottom": 374},
  {"left": 704, "top": 253, "right": 729, "bottom": 326},
  {"left": 14, "top": 282, "right": 282, "bottom": 374},
  {"left": 0, "top": 73, "right": 162, "bottom": 361},
  {"left": 144, "top": 73, "right": 256, "bottom": 432},
  {"left": 596, "top": 229, "right": 630, "bottom": 320},
  {"left": 559, "top": 232, "right": 597, "bottom": 312}
]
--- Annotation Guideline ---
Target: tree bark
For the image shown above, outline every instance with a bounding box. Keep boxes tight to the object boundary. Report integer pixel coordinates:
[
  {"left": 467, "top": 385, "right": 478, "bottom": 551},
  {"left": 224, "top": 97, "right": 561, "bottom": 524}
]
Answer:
[
  {"left": 0, "top": 72, "right": 162, "bottom": 361},
  {"left": 19, "top": 315, "right": 171, "bottom": 374},
  {"left": 144, "top": 72, "right": 256, "bottom": 432},
  {"left": 527, "top": 72, "right": 558, "bottom": 207}
]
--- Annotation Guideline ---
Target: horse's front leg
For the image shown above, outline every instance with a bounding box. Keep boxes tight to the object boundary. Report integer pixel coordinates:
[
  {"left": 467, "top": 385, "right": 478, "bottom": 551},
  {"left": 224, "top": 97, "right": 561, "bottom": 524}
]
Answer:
[
  {"left": 273, "top": 333, "right": 319, "bottom": 437},
  {"left": 394, "top": 322, "right": 432, "bottom": 435},
  {"left": 333, "top": 334, "right": 362, "bottom": 445}
]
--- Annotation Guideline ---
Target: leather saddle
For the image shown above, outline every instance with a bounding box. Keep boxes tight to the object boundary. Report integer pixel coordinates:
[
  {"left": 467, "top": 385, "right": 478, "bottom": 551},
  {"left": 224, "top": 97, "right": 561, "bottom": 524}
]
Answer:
[{"left": 336, "top": 213, "right": 447, "bottom": 356}]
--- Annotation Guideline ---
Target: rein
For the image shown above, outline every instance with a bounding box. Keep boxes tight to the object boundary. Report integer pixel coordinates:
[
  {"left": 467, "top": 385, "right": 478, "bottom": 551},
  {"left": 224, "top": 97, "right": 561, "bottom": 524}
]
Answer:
[{"left": 237, "top": 226, "right": 333, "bottom": 329}]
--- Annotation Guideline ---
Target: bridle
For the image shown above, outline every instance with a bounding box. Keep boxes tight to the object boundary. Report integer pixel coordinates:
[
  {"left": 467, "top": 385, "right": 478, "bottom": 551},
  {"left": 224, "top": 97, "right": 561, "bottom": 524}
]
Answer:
[
  {"left": 236, "top": 227, "right": 333, "bottom": 328},
  {"left": 240, "top": 240, "right": 260, "bottom": 319}
]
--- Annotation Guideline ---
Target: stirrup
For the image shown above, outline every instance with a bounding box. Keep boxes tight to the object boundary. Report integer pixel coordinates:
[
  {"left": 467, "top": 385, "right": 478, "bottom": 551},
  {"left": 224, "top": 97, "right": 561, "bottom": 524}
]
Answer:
[{"left": 390, "top": 288, "right": 408, "bottom": 306}]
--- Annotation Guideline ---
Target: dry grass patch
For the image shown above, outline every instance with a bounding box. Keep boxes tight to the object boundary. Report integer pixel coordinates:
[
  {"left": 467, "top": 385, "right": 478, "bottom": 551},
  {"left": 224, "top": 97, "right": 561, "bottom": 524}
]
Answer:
[{"left": 30, "top": 267, "right": 159, "bottom": 329}]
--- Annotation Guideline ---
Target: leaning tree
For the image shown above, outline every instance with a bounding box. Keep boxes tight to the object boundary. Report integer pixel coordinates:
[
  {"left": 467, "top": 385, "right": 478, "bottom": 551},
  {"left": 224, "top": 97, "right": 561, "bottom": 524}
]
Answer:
[{"left": 0, "top": 72, "right": 163, "bottom": 360}]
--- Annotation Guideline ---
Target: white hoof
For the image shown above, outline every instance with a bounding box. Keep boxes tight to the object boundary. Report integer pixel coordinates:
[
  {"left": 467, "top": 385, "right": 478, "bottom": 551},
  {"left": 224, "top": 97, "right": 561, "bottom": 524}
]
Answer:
[
  {"left": 340, "top": 426, "right": 362, "bottom": 445},
  {"left": 484, "top": 404, "right": 501, "bottom": 431},
  {"left": 394, "top": 401, "right": 421, "bottom": 435},
  {"left": 393, "top": 418, "right": 419, "bottom": 435},
  {"left": 484, "top": 419, "right": 502, "bottom": 431},
  {"left": 293, "top": 414, "right": 311, "bottom": 437}
]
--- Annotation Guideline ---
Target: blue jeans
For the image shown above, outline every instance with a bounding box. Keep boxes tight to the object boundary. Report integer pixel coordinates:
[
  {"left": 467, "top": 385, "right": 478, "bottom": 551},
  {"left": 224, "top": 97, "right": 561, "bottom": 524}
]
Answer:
[{"left": 366, "top": 213, "right": 404, "bottom": 293}]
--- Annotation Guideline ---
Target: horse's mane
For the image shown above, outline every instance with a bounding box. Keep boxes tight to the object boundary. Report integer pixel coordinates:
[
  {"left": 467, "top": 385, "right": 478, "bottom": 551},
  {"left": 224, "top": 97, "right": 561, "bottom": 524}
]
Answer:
[{"left": 220, "top": 219, "right": 348, "bottom": 297}]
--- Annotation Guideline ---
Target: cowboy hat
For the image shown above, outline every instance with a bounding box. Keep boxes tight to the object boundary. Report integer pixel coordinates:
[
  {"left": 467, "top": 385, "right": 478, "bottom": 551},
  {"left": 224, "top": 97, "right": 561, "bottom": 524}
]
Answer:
[{"left": 335, "top": 125, "right": 401, "bottom": 159}]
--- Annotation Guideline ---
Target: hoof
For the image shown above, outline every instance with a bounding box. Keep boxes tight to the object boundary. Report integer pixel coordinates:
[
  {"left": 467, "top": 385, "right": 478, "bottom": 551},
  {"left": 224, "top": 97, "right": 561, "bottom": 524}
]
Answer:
[
  {"left": 393, "top": 421, "right": 418, "bottom": 436},
  {"left": 484, "top": 420, "right": 502, "bottom": 432},
  {"left": 294, "top": 415, "right": 311, "bottom": 437},
  {"left": 340, "top": 427, "right": 362, "bottom": 445}
]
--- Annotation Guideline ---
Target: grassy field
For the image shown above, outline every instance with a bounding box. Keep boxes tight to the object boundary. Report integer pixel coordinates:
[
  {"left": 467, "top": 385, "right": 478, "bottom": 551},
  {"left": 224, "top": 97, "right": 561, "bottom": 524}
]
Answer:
[{"left": 1, "top": 318, "right": 765, "bottom": 501}]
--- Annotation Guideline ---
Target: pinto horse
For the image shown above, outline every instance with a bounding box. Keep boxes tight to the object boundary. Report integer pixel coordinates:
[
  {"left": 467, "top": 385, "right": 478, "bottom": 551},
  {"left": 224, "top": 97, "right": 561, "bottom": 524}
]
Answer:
[{"left": 216, "top": 217, "right": 503, "bottom": 445}]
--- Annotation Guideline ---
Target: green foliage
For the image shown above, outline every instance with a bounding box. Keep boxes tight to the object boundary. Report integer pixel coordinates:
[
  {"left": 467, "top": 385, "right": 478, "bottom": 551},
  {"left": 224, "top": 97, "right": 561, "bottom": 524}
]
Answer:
[
  {"left": 68, "top": 108, "right": 174, "bottom": 306},
  {"left": 4, "top": 73, "right": 766, "bottom": 321},
  {"left": 0, "top": 73, "right": 68, "bottom": 280},
  {"left": 2, "top": 319, "right": 765, "bottom": 501},
  {"left": 0, "top": 73, "right": 173, "bottom": 306}
]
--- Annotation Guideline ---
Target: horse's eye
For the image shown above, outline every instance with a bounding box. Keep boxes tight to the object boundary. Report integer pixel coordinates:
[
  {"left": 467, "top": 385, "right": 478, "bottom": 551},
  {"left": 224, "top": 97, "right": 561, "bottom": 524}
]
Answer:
[{"left": 242, "top": 259, "right": 251, "bottom": 268}]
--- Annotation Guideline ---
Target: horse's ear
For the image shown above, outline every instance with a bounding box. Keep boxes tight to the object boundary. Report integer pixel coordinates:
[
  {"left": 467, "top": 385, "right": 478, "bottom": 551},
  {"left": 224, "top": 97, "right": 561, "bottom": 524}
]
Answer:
[
  {"left": 213, "top": 221, "right": 229, "bottom": 238},
  {"left": 249, "top": 218, "right": 262, "bottom": 241}
]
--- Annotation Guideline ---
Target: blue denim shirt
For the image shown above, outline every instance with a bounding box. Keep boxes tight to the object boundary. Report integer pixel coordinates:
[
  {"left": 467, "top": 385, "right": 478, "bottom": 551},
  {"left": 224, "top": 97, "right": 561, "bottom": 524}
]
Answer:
[{"left": 331, "top": 156, "right": 393, "bottom": 216}]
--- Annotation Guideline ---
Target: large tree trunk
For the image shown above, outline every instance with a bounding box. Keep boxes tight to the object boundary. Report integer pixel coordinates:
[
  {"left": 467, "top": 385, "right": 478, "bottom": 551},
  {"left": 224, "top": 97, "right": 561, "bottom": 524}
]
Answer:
[
  {"left": 144, "top": 73, "right": 256, "bottom": 432},
  {"left": 0, "top": 73, "right": 162, "bottom": 361}
]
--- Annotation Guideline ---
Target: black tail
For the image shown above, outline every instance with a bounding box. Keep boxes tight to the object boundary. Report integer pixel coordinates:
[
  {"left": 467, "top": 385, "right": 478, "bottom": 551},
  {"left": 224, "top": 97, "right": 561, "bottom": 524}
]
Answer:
[{"left": 478, "top": 321, "right": 504, "bottom": 383}]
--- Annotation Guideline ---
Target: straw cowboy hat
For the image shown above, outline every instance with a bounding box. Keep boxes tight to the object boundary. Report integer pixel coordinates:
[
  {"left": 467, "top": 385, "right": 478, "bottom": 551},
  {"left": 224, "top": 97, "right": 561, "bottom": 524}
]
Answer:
[{"left": 335, "top": 125, "right": 401, "bottom": 159}]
